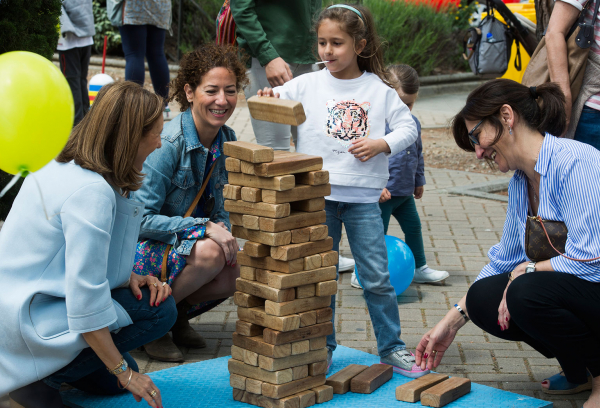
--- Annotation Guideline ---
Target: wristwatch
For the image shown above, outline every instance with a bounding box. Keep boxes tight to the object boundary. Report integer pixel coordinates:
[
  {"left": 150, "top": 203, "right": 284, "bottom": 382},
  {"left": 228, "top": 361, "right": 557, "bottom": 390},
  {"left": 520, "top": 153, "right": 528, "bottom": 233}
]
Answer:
[
  {"left": 107, "top": 357, "right": 128, "bottom": 376},
  {"left": 525, "top": 261, "right": 536, "bottom": 274}
]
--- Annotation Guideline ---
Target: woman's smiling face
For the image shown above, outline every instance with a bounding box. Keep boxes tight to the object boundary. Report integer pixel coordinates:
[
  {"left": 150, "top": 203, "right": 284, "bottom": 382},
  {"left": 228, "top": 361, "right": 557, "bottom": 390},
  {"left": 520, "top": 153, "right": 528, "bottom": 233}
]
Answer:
[{"left": 465, "top": 119, "right": 511, "bottom": 173}]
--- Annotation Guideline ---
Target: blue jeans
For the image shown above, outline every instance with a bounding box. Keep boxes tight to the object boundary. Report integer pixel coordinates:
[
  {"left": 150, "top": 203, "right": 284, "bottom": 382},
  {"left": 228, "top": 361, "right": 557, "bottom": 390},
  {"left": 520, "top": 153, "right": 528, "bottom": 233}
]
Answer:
[
  {"left": 325, "top": 200, "right": 405, "bottom": 357},
  {"left": 119, "top": 24, "right": 170, "bottom": 100},
  {"left": 574, "top": 106, "right": 600, "bottom": 150},
  {"left": 45, "top": 287, "right": 177, "bottom": 394}
]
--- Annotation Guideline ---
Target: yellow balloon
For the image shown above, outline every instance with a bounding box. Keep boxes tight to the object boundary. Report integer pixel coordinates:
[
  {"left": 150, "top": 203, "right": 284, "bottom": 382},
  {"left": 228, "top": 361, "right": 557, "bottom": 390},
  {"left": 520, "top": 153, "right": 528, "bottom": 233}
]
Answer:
[{"left": 0, "top": 51, "right": 74, "bottom": 175}]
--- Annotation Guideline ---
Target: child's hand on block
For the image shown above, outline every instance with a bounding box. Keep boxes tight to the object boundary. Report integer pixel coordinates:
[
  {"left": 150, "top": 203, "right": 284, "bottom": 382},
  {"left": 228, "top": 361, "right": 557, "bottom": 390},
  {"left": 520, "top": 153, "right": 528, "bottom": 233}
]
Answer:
[
  {"left": 348, "top": 138, "right": 390, "bottom": 162},
  {"left": 257, "top": 87, "right": 280, "bottom": 98},
  {"left": 379, "top": 188, "right": 391, "bottom": 203}
]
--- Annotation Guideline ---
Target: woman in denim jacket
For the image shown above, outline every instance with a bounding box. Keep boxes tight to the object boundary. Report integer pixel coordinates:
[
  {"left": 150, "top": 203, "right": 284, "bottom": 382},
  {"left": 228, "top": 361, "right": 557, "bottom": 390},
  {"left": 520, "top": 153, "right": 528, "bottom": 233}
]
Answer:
[{"left": 130, "top": 44, "right": 248, "bottom": 361}]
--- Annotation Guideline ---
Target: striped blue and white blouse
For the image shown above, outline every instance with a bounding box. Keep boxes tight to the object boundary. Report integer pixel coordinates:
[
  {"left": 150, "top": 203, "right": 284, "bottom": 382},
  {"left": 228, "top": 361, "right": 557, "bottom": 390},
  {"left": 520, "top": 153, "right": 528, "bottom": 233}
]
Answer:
[{"left": 476, "top": 134, "right": 600, "bottom": 283}]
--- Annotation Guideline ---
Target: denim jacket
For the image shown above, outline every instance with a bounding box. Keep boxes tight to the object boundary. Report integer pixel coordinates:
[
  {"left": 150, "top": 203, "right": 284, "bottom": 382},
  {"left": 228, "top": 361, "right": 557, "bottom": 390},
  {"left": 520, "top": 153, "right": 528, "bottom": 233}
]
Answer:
[{"left": 130, "top": 109, "right": 235, "bottom": 255}]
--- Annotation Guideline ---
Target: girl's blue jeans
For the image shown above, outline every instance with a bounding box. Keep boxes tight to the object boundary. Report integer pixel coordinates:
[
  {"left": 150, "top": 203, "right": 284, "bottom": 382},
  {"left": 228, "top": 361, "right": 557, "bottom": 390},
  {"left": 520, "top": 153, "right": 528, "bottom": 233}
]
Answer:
[{"left": 325, "top": 200, "right": 405, "bottom": 357}]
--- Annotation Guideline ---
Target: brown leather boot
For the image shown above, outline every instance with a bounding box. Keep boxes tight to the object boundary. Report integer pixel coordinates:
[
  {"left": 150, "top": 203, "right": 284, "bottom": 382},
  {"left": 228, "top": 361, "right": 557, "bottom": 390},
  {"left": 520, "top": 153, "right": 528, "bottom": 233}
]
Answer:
[
  {"left": 171, "top": 300, "right": 207, "bottom": 349},
  {"left": 143, "top": 334, "right": 184, "bottom": 362}
]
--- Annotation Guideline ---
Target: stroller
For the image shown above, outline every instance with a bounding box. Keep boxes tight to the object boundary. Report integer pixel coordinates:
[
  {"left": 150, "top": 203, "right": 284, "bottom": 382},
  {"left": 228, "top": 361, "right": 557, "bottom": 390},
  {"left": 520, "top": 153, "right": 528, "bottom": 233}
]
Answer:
[{"left": 463, "top": 0, "right": 538, "bottom": 77}]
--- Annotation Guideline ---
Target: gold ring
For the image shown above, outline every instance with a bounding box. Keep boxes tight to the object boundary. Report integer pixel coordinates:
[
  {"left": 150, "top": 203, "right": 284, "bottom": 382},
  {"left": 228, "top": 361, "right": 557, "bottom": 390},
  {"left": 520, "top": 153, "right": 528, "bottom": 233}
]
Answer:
[
  {"left": 150, "top": 389, "right": 157, "bottom": 397},
  {"left": 162, "top": 282, "right": 167, "bottom": 287},
  {"left": 152, "top": 282, "right": 158, "bottom": 288}
]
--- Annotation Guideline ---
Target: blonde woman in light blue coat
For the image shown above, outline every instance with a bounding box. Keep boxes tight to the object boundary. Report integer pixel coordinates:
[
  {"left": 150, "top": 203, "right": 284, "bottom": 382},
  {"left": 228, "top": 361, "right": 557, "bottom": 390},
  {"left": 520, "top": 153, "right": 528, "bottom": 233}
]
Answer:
[{"left": 0, "top": 82, "right": 176, "bottom": 408}]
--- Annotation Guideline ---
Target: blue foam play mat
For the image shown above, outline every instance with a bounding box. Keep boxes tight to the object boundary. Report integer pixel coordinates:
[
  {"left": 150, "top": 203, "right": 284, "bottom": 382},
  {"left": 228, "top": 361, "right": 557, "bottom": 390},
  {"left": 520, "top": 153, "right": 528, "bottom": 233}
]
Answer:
[{"left": 62, "top": 345, "right": 552, "bottom": 407}]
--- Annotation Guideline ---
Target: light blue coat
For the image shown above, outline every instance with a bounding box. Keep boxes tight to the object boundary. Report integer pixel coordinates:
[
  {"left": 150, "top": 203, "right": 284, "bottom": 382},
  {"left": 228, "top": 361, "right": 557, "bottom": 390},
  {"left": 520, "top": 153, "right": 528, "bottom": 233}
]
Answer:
[{"left": 0, "top": 160, "right": 144, "bottom": 395}]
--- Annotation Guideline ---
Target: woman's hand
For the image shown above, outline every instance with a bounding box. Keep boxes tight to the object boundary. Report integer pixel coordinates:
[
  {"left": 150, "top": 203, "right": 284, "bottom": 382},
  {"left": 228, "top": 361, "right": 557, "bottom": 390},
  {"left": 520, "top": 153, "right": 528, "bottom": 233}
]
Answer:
[
  {"left": 379, "top": 188, "right": 391, "bottom": 203},
  {"left": 498, "top": 261, "right": 528, "bottom": 330},
  {"left": 117, "top": 369, "right": 163, "bottom": 408},
  {"left": 130, "top": 273, "right": 172, "bottom": 307},
  {"left": 257, "top": 87, "right": 280, "bottom": 98},
  {"left": 205, "top": 221, "right": 239, "bottom": 266},
  {"left": 348, "top": 138, "right": 390, "bottom": 162},
  {"left": 415, "top": 320, "right": 458, "bottom": 371}
]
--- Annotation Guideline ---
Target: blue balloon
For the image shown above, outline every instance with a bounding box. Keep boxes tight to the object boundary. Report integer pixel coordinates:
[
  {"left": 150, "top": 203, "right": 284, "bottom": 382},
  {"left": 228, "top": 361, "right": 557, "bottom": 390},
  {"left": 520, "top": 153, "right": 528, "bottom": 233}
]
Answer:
[{"left": 354, "top": 235, "right": 415, "bottom": 295}]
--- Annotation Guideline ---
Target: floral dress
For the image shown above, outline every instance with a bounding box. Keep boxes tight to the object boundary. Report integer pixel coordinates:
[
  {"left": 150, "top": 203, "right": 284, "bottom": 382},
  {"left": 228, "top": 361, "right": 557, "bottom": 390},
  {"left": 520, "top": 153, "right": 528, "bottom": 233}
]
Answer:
[{"left": 132, "top": 132, "right": 224, "bottom": 318}]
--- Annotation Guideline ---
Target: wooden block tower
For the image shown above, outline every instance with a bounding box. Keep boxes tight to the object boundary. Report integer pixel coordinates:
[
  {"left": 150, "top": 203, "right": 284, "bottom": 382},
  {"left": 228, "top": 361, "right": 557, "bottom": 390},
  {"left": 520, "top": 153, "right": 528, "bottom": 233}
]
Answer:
[{"left": 224, "top": 141, "right": 336, "bottom": 408}]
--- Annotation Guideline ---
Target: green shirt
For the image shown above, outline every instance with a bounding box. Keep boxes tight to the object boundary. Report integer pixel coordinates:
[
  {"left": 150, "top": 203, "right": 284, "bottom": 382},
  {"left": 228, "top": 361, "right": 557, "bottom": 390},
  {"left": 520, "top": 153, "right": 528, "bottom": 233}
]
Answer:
[{"left": 231, "top": 0, "right": 322, "bottom": 67}]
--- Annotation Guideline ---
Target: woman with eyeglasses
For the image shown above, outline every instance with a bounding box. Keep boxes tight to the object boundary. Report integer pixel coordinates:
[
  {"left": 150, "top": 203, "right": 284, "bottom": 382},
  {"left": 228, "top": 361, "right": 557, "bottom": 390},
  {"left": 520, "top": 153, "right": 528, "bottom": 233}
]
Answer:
[
  {"left": 130, "top": 43, "right": 246, "bottom": 362},
  {"left": 414, "top": 79, "right": 600, "bottom": 402}
]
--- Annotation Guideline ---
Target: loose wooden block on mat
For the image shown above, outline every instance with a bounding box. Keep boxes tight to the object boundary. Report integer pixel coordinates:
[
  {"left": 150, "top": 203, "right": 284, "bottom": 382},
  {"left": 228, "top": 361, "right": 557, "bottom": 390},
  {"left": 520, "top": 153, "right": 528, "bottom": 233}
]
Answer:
[
  {"left": 262, "top": 184, "right": 331, "bottom": 204},
  {"left": 350, "top": 364, "right": 393, "bottom": 394},
  {"left": 291, "top": 340, "right": 310, "bottom": 355},
  {"left": 295, "top": 284, "right": 316, "bottom": 299},
  {"left": 237, "top": 278, "right": 295, "bottom": 303},
  {"left": 303, "top": 254, "right": 322, "bottom": 270},
  {"left": 240, "top": 266, "right": 257, "bottom": 281},
  {"left": 320, "top": 251, "right": 339, "bottom": 267},
  {"left": 292, "top": 364, "right": 309, "bottom": 380},
  {"left": 291, "top": 227, "right": 311, "bottom": 244},
  {"left": 230, "top": 373, "right": 247, "bottom": 390},
  {"left": 224, "top": 184, "right": 242, "bottom": 200},
  {"left": 229, "top": 172, "right": 295, "bottom": 192},
  {"left": 242, "top": 187, "right": 263, "bottom": 202},
  {"left": 309, "top": 361, "right": 328, "bottom": 376},
  {"left": 226, "top": 157, "right": 241, "bottom": 172},
  {"left": 295, "top": 170, "right": 329, "bottom": 186},
  {"left": 307, "top": 225, "right": 328, "bottom": 242},
  {"left": 296, "top": 389, "right": 316, "bottom": 408},
  {"left": 233, "top": 226, "right": 292, "bottom": 246},
  {"left": 325, "top": 364, "right": 369, "bottom": 394},
  {"left": 253, "top": 152, "right": 323, "bottom": 178},
  {"left": 259, "top": 349, "right": 328, "bottom": 372},
  {"left": 243, "top": 214, "right": 261, "bottom": 230},
  {"left": 263, "top": 322, "right": 334, "bottom": 345},
  {"left": 259, "top": 211, "right": 327, "bottom": 233},
  {"left": 311, "top": 385, "right": 333, "bottom": 404},
  {"left": 225, "top": 200, "right": 290, "bottom": 219},
  {"left": 241, "top": 160, "right": 257, "bottom": 175},
  {"left": 232, "top": 333, "right": 292, "bottom": 358},
  {"left": 230, "top": 212, "right": 244, "bottom": 226},
  {"left": 237, "top": 252, "right": 305, "bottom": 273},
  {"left": 261, "top": 374, "right": 326, "bottom": 399},
  {"left": 245, "top": 241, "right": 272, "bottom": 258},
  {"left": 228, "top": 359, "right": 293, "bottom": 385},
  {"left": 233, "top": 389, "right": 300, "bottom": 408},
  {"left": 265, "top": 296, "right": 331, "bottom": 316},
  {"left": 315, "top": 281, "right": 337, "bottom": 297},
  {"left": 420, "top": 377, "right": 471, "bottom": 407},
  {"left": 247, "top": 95, "right": 306, "bottom": 127},
  {"left": 290, "top": 198, "right": 326, "bottom": 212},
  {"left": 236, "top": 320, "right": 264, "bottom": 337},
  {"left": 246, "top": 378, "right": 263, "bottom": 395},
  {"left": 238, "top": 306, "right": 300, "bottom": 332},
  {"left": 395, "top": 373, "right": 449, "bottom": 402},
  {"left": 234, "top": 292, "right": 266, "bottom": 308},
  {"left": 271, "top": 238, "right": 334, "bottom": 261},
  {"left": 224, "top": 141, "right": 274, "bottom": 163},
  {"left": 309, "top": 337, "right": 327, "bottom": 351}
]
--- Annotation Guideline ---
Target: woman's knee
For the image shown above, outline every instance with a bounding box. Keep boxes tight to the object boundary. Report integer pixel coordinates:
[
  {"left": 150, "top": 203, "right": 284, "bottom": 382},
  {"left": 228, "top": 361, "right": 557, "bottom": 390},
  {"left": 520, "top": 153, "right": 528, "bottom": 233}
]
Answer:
[
  {"left": 155, "top": 295, "right": 177, "bottom": 333},
  {"left": 187, "top": 239, "right": 226, "bottom": 270}
]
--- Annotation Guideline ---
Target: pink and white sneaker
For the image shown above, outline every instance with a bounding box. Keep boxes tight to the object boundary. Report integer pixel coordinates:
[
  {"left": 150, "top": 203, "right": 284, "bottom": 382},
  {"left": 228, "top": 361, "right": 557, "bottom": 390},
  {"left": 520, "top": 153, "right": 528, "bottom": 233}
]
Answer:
[{"left": 380, "top": 350, "right": 430, "bottom": 378}]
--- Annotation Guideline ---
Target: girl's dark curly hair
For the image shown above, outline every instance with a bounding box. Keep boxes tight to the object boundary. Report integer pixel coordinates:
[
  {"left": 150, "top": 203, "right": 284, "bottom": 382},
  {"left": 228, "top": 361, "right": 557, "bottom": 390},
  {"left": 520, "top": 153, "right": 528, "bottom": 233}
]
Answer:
[{"left": 169, "top": 43, "right": 249, "bottom": 112}]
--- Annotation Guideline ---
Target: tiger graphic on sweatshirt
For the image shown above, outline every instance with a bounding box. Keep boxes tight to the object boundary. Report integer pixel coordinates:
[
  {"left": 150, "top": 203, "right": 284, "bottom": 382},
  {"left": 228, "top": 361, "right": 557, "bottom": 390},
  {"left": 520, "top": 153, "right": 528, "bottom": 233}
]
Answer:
[{"left": 324, "top": 99, "right": 371, "bottom": 148}]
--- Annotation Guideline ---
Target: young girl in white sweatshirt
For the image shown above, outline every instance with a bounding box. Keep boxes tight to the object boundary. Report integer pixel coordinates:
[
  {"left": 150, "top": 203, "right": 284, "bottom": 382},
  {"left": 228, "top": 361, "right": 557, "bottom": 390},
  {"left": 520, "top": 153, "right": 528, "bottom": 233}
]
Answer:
[{"left": 257, "top": 4, "right": 427, "bottom": 378}]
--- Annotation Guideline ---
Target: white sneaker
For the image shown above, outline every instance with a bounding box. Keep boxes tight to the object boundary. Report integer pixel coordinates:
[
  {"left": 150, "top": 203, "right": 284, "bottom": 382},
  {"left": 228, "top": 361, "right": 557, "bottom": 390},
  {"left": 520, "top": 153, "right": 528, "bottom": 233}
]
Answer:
[
  {"left": 350, "top": 271, "right": 362, "bottom": 289},
  {"left": 413, "top": 265, "right": 449, "bottom": 283},
  {"left": 338, "top": 255, "right": 355, "bottom": 273}
]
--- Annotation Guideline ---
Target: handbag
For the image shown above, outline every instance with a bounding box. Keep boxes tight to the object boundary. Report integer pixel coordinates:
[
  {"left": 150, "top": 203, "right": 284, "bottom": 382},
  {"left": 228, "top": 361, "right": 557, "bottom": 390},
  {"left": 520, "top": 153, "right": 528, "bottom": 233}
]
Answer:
[
  {"left": 216, "top": 0, "right": 237, "bottom": 46},
  {"left": 521, "top": 0, "right": 599, "bottom": 102},
  {"left": 160, "top": 161, "right": 217, "bottom": 282},
  {"left": 525, "top": 215, "right": 600, "bottom": 262}
]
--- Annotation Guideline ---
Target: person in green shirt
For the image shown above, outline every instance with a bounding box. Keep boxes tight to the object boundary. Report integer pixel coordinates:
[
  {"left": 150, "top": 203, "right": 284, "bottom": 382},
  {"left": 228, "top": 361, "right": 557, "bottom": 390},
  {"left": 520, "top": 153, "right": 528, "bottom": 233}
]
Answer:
[{"left": 231, "top": 0, "right": 321, "bottom": 151}]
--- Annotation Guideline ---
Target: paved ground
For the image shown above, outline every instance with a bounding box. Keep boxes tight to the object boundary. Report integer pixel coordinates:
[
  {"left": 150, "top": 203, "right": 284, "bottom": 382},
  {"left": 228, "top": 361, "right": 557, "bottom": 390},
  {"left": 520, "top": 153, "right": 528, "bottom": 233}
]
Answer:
[{"left": 0, "top": 89, "right": 583, "bottom": 407}]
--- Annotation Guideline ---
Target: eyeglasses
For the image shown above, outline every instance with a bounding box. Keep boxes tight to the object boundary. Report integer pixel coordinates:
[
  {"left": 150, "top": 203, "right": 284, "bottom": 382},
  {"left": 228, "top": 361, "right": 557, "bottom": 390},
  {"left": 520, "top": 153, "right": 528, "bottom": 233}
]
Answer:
[{"left": 468, "top": 119, "right": 484, "bottom": 147}]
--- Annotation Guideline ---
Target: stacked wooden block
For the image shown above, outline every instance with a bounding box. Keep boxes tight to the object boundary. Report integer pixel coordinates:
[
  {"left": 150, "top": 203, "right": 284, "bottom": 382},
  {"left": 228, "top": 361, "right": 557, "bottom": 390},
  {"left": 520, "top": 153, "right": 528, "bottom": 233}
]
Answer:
[{"left": 223, "top": 141, "right": 337, "bottom": 408}]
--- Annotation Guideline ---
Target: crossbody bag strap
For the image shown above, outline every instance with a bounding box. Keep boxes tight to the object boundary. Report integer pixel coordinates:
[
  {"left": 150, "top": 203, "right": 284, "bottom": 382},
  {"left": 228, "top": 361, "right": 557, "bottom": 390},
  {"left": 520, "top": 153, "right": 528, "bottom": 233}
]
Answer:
[
  {"left": 535, "top": 216, "right": 600, "bottom": 262},
  {"left": 160, "top": 161, "right": 218, "bottom": 282}
]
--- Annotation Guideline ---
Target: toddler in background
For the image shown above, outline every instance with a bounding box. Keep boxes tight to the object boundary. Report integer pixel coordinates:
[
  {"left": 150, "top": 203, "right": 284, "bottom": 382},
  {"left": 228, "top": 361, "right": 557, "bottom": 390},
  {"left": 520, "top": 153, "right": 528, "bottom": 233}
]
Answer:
[{"left": 352, "top": 64, "right": 449, "bottom": 288}]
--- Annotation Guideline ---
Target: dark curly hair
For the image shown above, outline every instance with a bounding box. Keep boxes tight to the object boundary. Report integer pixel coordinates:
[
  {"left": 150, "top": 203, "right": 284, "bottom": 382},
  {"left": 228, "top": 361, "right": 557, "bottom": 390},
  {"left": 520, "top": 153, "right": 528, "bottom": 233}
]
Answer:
[{"left": 169, "top": 43, "right": 249, "bottom": 112}]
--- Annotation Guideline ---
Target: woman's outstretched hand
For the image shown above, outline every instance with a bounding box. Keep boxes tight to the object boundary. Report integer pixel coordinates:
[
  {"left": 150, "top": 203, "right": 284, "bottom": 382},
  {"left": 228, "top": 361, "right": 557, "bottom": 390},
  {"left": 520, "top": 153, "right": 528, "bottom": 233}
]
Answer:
[
  {"left": 117, "top": 369, "right": 163, "bottom": 408},
  {"left": 205, "top": 221, "right": 239, "bottom": 266},
  {"left": 415, "top": 321, "right": 458, "bottom": 371},
  {"left": 257, "top": 87, "right": 280, "bottom": 98},
  {"left": 130, "top": 273, "right": 172, "bottom": 307}
]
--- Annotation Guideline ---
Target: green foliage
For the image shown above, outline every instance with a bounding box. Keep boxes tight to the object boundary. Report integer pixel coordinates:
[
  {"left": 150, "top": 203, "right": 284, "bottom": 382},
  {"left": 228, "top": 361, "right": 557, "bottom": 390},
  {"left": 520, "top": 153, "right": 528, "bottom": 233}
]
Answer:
[
  {"left": 449, "top": 0, "right": 480, "bottom": 30},
  {"left": 0, "top": 0, "right": 61, "bottom": 220},
  {"left": 168, "top": 0, "right": 223, "bottom": 56},
  {"left": 92, "top": 0, "right": 122, "bottom": 54}
]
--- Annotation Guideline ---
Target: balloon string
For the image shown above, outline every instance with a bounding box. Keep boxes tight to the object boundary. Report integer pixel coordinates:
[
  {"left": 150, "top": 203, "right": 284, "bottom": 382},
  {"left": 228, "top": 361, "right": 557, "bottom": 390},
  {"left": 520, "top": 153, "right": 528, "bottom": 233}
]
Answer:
[
  {"left": 0, "top": 172, "right": 22, "bottom": 198},
  {"left": 29, "top": 173, "right": 62, "bottom": 221}
]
